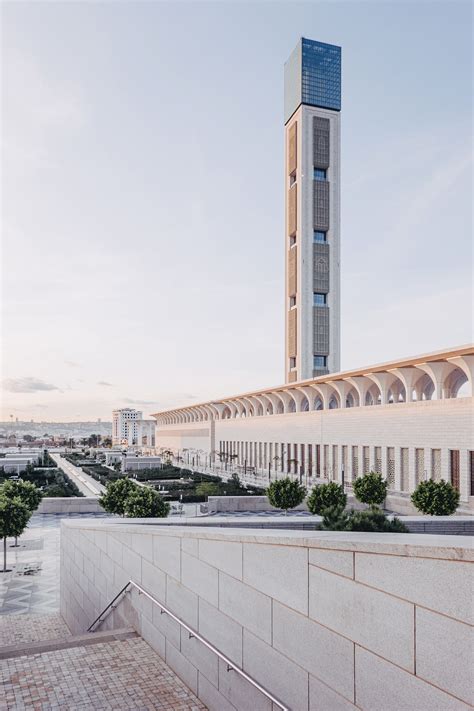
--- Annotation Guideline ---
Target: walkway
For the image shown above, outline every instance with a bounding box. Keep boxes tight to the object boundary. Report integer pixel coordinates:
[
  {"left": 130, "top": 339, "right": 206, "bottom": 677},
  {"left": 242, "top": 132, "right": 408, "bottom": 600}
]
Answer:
[
  {"left": 0, "top": 513, "right": 110, "bottom": 616},
  {"left": 0, "top": 623, "right": 206, "bottom": 710},
  {"left": 50, "top": 453, "right": 106, "bottom": 497}
]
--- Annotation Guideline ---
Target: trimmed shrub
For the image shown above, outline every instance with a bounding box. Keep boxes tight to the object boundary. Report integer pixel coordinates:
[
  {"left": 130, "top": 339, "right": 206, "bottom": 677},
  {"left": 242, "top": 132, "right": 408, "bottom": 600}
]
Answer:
[
  {"left": 353, "top": 471, "right": 388, "bottom": 506},
  {"left": 307, "top": 482, "right": 346, "bottom": 515},
  {"left": 21, "top": 468, "right": 83, "bottom": 497},
  {"left": 346, "top": 508, "right": 408, "bottom": 532},
  {"left": 266, "top": 478, "right": 307, "bottom": 514},
  {"left": 319, "top": 505, "right": 350, "bottom": 530},
  {"left": 195, "top": 482, "right": 221, "bottom": 498},
  {"left": 124, "top": 487, "right": 170, "bottom": 518},
  {"left": 320, "top": 505, "right": 408, "bottom": 533},
  {"left": 411, "top": 479, "right": 459, "bottom": 516}
]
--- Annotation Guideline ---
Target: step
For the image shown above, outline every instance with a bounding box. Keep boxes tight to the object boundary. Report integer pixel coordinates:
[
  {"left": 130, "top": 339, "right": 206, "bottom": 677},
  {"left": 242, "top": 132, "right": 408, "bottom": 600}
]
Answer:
[{"left": 0, "top": 626, "right": 137, "bottom": 660}]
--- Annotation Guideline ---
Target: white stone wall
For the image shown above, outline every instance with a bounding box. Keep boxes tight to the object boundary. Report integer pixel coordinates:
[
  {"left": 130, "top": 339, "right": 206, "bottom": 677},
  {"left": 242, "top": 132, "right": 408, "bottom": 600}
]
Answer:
[
  {"left": 61, "top": 521, "right": 473, "bottom": 711},
  {"left": 37, "top": 497, "right": 103, "bottom": 514},
  {"left": 156, "top": 397, "right": 474, "bottom": 500},
  {"left": 155, "top": 420, "right": 213, "bottom": 462}
]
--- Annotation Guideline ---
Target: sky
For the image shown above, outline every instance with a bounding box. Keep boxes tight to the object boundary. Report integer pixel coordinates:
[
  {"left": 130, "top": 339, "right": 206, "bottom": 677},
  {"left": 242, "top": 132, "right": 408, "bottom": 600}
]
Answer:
[{"left": 1, "top": 0, "right": 472, "bottom": 422}]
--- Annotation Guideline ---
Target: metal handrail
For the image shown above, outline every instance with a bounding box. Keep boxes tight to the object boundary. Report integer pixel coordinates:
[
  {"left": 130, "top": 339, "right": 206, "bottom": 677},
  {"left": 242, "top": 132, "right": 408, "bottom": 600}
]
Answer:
[{"left": 88, "top": 579, "right": 289, "bottom": 711}]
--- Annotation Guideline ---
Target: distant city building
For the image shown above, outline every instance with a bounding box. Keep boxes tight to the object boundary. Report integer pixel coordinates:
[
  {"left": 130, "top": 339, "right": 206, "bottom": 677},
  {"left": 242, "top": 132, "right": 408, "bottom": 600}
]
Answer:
[
  {"left": 122, "top": 455, "right": 162, "bottom": 472},
  {"left": 123, "top": 419, "right": 156, "bottom": 448},
  {"left": 129, "top": 420, "right": 156, "bottom": 448},
  {"left": 112, "top": 408, "right": 143, "bottom": 445},
  {"left": 284, "top": 38, "right": 341, "bottom": 382}
]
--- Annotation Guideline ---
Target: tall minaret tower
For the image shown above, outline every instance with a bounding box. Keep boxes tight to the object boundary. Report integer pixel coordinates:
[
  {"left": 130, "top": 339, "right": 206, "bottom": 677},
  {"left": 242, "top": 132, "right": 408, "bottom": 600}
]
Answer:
[{"left": 284, "top": 38, "right": 341, "bottom": 382}]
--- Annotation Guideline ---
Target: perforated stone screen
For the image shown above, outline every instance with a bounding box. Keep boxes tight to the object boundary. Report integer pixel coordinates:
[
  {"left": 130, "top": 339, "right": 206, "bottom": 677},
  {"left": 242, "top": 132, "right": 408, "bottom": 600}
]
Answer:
[
  {"left": 313, "top": 116, "right": 330, "bottom": 169},
  {"left": 313, "top": 306, "right": 329, "bottom": 354},
  {"left": 313, "top": 181, "right": 329, "bottom": 231},
  {"left": 313, "top": 243, "right": 330, "bottom": 292}
]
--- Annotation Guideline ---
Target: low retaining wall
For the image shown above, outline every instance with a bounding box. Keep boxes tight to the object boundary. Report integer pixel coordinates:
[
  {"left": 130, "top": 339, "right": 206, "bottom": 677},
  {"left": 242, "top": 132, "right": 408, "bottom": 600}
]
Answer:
[
  {"left": 207, "top": 495, "right": 307, "bottom": 513},
  {"left": 61, "top": 521, "right": 473, "bottom": 711},
  {"left": 37, "top": 497, "right": 104, "bottom": 514}
]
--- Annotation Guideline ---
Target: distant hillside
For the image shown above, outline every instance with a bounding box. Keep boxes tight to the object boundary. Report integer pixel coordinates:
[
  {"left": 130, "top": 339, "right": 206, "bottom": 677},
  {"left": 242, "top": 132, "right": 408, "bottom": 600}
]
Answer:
[{"left": 0, "top": 421, "right": 113, "bottom": 438}]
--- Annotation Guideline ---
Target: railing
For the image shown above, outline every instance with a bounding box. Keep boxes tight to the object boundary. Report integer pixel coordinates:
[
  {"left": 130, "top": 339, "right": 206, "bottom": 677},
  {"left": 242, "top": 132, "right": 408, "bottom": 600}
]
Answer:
[{"left": 88, "top": 579, "right": 289, "bottom": 711}]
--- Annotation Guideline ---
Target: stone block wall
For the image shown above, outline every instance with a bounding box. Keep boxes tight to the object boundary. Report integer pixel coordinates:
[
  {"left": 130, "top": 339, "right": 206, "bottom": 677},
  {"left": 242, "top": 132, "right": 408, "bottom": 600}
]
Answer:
[
  {"left": 61, "top": 521, "right": 473, "bottom": 711},
  {"left": 37, "top": 497, "right": 103, "bottom": 514}
]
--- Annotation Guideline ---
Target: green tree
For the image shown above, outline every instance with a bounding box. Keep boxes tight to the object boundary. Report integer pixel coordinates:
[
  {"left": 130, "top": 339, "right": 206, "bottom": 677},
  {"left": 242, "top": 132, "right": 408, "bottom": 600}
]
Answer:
[
  {"left": 0, "top": 496, "right": 32, "bottom": 572},
  {"left": 411, "top": 479, "right": 459, "bottom": 516},
  {"left": 0, "top": 481, "right": 43, "bottom": 546},
  {"left": 99, "top": 478, "right": 139, "bottom": 516},
  {"left": 266, "top": 477, "right": 307, "bottom": 515},
  {"left": 353, "top": 472, "right": 388, "bottom": 507},
  {"left": 195, "top": 482, "right": 221, "bottom": 498},
  {"left": 307, "top": 482, "right": 346, "bottom": 515},
  {"left": 124, "top": 487, "right": 170, "bottom": 518},
  {"left": 1, "top": 480, "right": 43, "bottom": 511}
]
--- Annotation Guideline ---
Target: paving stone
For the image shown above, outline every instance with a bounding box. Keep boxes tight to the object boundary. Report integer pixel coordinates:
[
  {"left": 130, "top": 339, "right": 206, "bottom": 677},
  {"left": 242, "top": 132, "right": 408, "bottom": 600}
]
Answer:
[{"left": 0, "top": 635, "right": 206, "bottom": 710}]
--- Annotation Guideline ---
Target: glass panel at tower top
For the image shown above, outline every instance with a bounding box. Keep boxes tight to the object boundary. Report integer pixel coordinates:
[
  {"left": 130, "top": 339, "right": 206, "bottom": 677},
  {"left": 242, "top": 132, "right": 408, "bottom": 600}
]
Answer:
[{"left": 284, "top": 38, "right": 341, "bottom": 123}]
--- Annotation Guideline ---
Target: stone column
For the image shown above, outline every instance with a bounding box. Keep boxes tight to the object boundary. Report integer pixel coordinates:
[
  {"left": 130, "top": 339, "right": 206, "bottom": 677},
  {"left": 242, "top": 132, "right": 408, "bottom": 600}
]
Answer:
[
  {"left": 394, "top": 447, "right": 402, "bottom": 492},
  {"left": 408, "top": 447, "right": 417, "bottom": 493},
  {"left": 424, "top": 447, "right": 432, "bottom": 481},
  {"left": 441, "top": 448, "right": 450, "bottom": 483},
  {"left": 381, "top": 446, "right": 388, "bottom": 481},
  {"left": 460, "top": 449, "right": 469, "bottom": 503}
]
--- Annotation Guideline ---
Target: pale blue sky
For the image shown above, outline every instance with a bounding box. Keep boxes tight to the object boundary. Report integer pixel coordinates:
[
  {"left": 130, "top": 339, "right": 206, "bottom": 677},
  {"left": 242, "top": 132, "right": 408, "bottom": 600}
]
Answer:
[{"left": 1, "top": 0, "right": 472, "bottom": 421}]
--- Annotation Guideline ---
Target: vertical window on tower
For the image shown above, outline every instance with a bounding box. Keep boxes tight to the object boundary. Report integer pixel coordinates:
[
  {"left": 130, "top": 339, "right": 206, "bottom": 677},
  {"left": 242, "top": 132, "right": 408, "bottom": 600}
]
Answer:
[
  {"left": 290, "top": 357, "right": 297, "bottom": 370},
  {"left": 313, "top": 231, "right": 327, "bottom": 243},
  {"left": 313, "top": 293, "right": 327, "bottom": 306},
  {"left": 313, "top": 355, "right": 327, "bottom": 369},
  {"left": 289, "top": 295, "right": 297, "bottom": 308},
  {"left": 290, "top": 235, "right": 296, "bottom": 247},
  {"left": 313, "top": 168, "right": 327, "bottom": 181},
  {"left": 290, "top": 172, "right": 297, "bottom": 186}
]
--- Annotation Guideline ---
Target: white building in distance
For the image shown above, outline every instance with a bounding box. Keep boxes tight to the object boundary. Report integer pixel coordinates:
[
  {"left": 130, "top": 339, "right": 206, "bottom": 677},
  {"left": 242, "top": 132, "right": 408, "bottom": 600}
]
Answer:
[
  {"left": 112, "top": 408, "right": 156, "bottom": 448},
  {"left": 112, "top": 408, "right": 142, "bottom": 446}
]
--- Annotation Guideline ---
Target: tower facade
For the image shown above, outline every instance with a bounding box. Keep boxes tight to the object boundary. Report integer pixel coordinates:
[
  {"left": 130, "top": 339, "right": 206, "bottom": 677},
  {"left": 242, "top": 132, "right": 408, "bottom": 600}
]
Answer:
[
  {"left": 284, "top": 38, "right": 341, "bottom": 382},
  {"left": 112, "top": 407, "right": 143, "bottom": 446}
]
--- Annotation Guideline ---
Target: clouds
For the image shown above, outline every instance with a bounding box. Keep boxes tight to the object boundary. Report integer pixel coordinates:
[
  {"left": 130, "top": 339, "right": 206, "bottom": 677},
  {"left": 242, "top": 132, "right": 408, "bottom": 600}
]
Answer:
[
  {"left": 123, "top": 398, "right": 158, "bottom": 405},
  {"left": 97, "top": 381, "right": 114, "bottom": 387},
  {"left": 3, "top": 377, "right": 61, "bottom": 393}
]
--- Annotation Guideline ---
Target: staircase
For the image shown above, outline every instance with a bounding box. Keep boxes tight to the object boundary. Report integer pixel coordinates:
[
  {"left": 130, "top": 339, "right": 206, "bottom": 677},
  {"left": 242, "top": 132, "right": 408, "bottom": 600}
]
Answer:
[{"left": 0, "top": 613, "right": 206, "bottom": 710}]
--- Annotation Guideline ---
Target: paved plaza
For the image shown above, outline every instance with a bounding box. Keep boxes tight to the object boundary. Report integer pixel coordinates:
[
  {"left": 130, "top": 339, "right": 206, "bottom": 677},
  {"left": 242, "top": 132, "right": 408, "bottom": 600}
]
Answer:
[
  {"left": 0, "top": 513, "right": 110, "bottom": 616},
  {"left": 0, "top": 613, "right": 70, "bottom": 647},
  {"left": 0, "top": 635, "right": 206, "bottom": 710}
]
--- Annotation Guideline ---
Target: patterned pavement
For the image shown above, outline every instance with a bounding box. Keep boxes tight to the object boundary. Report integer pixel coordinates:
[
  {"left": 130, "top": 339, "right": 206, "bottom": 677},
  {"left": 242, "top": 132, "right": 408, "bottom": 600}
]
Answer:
[
  {"left": 0, "top": 513, "right": 110, "bottom": 616},
  {"left": 0, "top": 613, "right": 70, "bottom": 646},
  {"left": 0, "top": 636, "right": 207, "bottom": 710}
]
